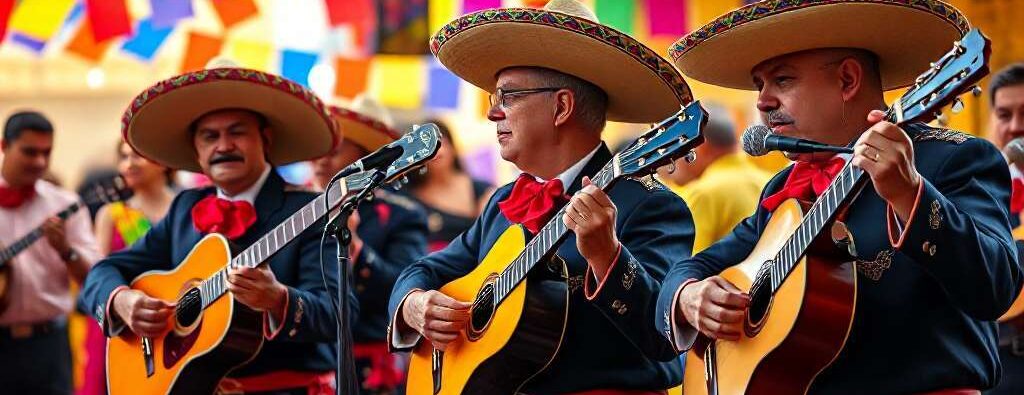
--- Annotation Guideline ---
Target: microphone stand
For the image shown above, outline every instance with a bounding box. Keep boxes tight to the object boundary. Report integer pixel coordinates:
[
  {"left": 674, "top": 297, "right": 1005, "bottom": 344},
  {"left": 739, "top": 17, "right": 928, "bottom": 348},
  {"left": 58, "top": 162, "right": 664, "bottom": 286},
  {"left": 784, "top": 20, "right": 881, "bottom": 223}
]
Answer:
[{"left": 325, "top": 169, "right": 388, "bottom": 395}]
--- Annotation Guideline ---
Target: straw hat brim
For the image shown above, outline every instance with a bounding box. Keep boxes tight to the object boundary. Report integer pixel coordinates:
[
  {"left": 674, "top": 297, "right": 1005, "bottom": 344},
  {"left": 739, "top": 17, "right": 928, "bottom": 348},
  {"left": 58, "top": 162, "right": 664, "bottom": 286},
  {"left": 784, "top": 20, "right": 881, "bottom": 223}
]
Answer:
[
  {"left": 431, "top": 8, "right": 693, "bottom": 123},
  {"left": 332, "top": 107, "right": 401, "bottom": 152},
  {"left": 669, "top": 0, "right": 969, "bottom": 91},
  {"left": 122, "top": 68, "right": 337, "bottom": 172}
]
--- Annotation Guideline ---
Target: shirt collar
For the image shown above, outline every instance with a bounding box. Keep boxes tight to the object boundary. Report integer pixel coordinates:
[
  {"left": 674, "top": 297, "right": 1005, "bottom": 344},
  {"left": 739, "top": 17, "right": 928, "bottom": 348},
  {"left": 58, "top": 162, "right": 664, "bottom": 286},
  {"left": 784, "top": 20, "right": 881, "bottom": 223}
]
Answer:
[
  {"left": 216, "top": 165, "right": 271, "bottom": 205},
  {"left": 534, "top": 143, "right": 602, "bottom": 187}
]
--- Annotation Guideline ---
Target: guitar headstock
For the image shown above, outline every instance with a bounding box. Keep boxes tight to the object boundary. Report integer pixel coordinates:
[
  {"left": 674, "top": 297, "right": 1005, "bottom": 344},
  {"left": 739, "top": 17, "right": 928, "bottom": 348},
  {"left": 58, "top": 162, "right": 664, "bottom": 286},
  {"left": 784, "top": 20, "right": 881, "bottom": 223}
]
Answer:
[
  {"left": 614, "top": 101, "right": 707, "bottom": 177},
  {"left": 345, "top": 123, "right": 442, "bottom": 191},
  {"left": 891, "top": 28, "right": 990, "bottom": 124}
]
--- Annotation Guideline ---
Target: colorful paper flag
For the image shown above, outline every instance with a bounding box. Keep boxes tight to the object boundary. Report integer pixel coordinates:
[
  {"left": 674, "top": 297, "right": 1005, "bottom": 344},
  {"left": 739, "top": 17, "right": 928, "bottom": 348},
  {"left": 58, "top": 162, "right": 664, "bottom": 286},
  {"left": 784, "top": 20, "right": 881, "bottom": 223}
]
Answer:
[
  {"left": 335, "top": 57, "right": 371, "bottom": 99},
  {"left": 323, "top": 0, "right": 345, "bottom": 27},
  {"left": 427, "top": 62, "right": 460, "bottom": 110},
  {"left": 281, "top": 49, "right": 319, "bottom": 88},
  {"left": 227, "top": 39, "right": 273, "bottom": 71},
  {"left": 66, "top": 18, "right": 113, "bottom": 62},
  {"left": 10, "top": 32, "right": 47, "bottom": 53},
  {"left": 462, "top": 0, "right": 500, "bottom": 13},
  {"left": 121, "top": 18, "right": 174, "bottom": 61},
  {"left": 646, "top": 0, "right": 686, "bottom": 36},
  {"left": 211, "top": 0, "right": 259, "bottom": 29},
  {"left": 180, "top": 32, "right": 224, "bottom": 72},
  {"left": 149, "top": 0, "right": 193, "bottom": 28},
  {"left": 429, "top": 0, "right": 457, "bottom": 33},
  {"left": 86, "top": 0, "right": 132, "bottom": 42},
  {"left": 0, "top": 0, "right": 17, "bottom": 45},
  {"left": 8, "top": 0, "right": 77, "bottom": 41},
  {"left": 377, "top": 0, "right": 429, "bottom": 55},
  {"left": 371, "top": 55, "right": 425, "bottom": 109},
  {"left": 596, "top": 0, "right": 635, "bottom": 34}
]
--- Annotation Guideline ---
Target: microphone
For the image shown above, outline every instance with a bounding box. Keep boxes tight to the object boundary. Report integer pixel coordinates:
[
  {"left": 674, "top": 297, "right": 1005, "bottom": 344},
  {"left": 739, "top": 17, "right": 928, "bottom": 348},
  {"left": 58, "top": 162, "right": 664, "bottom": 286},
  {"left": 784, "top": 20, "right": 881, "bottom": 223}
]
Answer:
[
  {"left": 1004, "top": 137, "right": 1024, "bottom": 166},
  {"left": 742, "top": 125, "right": 853, "bottom": 156},
  {"left": 333, "top": 145, "right": 404, "bottom": 179}
]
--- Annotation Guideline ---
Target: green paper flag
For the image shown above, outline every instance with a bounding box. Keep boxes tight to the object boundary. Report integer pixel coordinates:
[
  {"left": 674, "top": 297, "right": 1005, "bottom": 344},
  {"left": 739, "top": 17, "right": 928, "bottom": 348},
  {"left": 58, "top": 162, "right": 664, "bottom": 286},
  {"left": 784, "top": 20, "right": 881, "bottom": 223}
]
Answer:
[{"left": 595, "top": 0, "right": 634, "bottom": 35}]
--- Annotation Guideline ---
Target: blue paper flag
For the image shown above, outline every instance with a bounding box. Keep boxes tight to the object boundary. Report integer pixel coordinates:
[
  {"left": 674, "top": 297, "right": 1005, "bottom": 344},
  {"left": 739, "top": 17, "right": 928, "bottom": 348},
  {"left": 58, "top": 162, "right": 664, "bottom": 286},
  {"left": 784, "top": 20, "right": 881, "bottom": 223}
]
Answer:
[
  {"left": 11, "top": 32, "right": 46, "bottom": 53},
  {"left": 281, "top": 49, "right": 318, "bottom": 88},
  {"left": 427, "top": 62, "right": 460, "bottom": 109},
  {"left": 122, "top": 18, "right": 174, "bottom": 60},
  {"left": 150, "top": 0, "right": 193, "bottom": 28}
]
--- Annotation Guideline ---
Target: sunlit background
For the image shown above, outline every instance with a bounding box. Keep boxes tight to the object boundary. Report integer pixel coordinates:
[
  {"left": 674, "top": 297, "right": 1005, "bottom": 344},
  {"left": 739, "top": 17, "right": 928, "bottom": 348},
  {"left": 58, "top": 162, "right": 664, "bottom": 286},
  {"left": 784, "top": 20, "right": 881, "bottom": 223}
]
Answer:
[{"left": 0, "top": 0, "right": 1020, "bottom": 190}]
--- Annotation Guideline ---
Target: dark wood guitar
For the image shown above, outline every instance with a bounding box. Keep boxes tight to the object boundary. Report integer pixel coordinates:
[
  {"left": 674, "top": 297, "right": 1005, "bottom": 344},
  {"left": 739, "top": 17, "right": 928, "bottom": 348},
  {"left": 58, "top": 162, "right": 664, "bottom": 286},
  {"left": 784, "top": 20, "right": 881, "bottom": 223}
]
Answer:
[
  {"left": 104, "top": 124, "right": 441, "bottom": 395},
  {"left": 0, "top": 177, "right": 130, "bottom": 313},
  {"left": 683, "top": 28, "right": 992, "bottom": 395},
  {"left": 405, "top": 101, "right": 708, "bottom": 394}
]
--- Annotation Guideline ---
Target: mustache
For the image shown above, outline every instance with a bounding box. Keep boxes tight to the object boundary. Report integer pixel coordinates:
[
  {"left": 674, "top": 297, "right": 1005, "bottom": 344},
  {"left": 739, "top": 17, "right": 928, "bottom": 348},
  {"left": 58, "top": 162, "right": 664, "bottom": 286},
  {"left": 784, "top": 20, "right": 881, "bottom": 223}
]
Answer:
[
  {"left": 209, "top": 153, "right": 244, "bottom": 165},
  {"left": 766, "top": 110, "right": 795, "bottom": 125}
]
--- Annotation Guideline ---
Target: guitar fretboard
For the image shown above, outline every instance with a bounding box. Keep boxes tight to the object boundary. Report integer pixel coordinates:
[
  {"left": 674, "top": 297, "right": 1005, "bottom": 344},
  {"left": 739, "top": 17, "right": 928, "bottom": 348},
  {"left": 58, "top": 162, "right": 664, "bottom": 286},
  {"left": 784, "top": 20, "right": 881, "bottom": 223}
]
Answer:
[{"left": 0, "top": 203, "right": 80, "bottom": 266}]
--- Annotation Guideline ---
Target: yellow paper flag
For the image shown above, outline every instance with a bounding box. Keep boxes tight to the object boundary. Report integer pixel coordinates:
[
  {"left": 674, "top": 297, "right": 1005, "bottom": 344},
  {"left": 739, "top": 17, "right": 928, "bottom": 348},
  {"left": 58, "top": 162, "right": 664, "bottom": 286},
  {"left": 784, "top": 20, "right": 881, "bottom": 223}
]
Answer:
[
  {"left": 371, "top": 55, "right": 425, "bottom": 109},
  {"left": 9, "top": 0, "right": 77, "bottom": 40},
  {"left": 429, "top": 0, "right": 457, "bottom": 34},
  {"left": 226, "top": 39, "right": 273, "bottom": 71}
]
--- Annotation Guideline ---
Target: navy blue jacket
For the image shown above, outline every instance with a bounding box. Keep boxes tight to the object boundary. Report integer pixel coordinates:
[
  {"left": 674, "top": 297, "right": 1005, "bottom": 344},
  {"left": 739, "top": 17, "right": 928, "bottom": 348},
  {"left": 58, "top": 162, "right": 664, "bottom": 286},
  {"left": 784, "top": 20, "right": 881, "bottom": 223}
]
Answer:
[
  {"left": 388, "top": 144, "right": 696, "bottom": 392},
  {"left": 79, "top": 171, "right": 354, "bottom": 377},
  {"left": 655, "top": 125, "right": 1023, "bottom": 394},
  {"left": 352, "top": 189, "right": 428, "bottom": 343}
]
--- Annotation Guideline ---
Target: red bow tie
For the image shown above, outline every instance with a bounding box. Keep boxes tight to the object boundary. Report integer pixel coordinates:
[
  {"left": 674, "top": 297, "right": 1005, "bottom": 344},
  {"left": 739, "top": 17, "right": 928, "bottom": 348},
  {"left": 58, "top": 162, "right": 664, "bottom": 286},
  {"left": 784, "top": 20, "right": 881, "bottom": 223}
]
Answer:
[
  {"left": 191, "top": 195, "right": 257, "bottom": 240},
  {"left": 0, "top": 183, "right": 36, "bottom": 209},
  {"left": 1012, "top": 178, "right": 1024, "bottom": 214},
  {"left": 498, "top": 174, "right": 569, "bottom": 234},
  {"left": 761, "top": 157, "right": 846, "bottom": 212}
]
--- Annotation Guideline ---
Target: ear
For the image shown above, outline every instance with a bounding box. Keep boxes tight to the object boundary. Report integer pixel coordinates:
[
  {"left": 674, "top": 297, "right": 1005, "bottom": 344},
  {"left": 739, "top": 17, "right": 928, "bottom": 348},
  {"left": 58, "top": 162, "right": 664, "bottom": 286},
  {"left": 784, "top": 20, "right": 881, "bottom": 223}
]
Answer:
[
  {"left": 1, "top": 139, "right": 7, "bottom": 152},
  {"left": 260, "top": 127, "right": 273, "bottom": 157},
  {"left": 553, "top": 89, "right": 574, "bottom": 127},
  {"left": 836, "top": 57, "right": 864, "bottom": 102}
]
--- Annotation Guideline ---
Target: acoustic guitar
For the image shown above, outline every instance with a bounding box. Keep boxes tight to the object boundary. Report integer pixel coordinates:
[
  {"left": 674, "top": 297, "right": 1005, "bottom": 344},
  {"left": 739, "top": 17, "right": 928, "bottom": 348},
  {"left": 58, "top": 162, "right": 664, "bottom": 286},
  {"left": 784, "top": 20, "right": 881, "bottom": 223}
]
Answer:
[
  {"left": 0, "top": 176, "right": 130, "bottom": 313},
  {"left": 104, "top": 124, "right": 441, "bottom": 395},
  {"left": 405, "top": 101, "right": 708, "bottom": 394},
  {"left": 682, "top": 28, "right": 991, "bottom": 395}
]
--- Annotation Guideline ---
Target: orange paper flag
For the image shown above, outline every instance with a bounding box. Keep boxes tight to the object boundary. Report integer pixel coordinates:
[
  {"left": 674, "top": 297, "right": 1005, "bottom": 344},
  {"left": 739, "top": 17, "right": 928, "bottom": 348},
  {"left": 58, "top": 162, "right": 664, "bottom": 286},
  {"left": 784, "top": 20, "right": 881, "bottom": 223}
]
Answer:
[
  {"left": 211, "top": 0, "right": 259, "bottom": 29},
  {"left": 335, "top": 57, "right": 371, "bottom": 99},
  {"left": 66, "top": 19, "right": 112, "bottom": 62},
  {"left": 181, "top": 32, "right": 224, "bottom": 73}
]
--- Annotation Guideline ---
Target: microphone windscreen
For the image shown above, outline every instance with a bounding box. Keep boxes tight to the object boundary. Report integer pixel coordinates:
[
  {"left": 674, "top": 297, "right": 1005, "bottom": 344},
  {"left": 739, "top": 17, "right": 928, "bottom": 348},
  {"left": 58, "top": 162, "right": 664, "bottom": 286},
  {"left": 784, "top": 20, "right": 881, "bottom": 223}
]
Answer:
[
  {"left": 742, "top": 125, "right": 771, "bottom": 157},
  {"left": 1005, "top": 137, "right": 1024, "bottom": 166}
]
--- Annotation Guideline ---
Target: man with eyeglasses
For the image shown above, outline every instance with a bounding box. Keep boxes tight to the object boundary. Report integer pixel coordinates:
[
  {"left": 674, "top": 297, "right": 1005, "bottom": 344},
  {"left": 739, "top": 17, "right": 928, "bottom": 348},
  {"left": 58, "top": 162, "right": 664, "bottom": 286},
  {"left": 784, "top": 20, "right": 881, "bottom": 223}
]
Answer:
[{"left": 385, "top": 0, "right": 698, "bottom": 392}]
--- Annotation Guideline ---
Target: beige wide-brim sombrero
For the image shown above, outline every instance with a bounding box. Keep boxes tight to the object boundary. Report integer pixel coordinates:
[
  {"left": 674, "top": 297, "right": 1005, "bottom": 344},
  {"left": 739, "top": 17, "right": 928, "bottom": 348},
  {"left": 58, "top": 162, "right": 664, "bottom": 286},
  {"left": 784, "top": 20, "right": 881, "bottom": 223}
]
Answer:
[
  {"left": 331, "top": 95, "right": 401, "bottom": 152},
  {"left": 430, "top": 0, "right": 693, "bottom": 123},
  {"left": 670, "top": 0, "right": 970, "bottom": 91},
  {"left": 121, "top": 67, "right": 337, "bottom": 172}
]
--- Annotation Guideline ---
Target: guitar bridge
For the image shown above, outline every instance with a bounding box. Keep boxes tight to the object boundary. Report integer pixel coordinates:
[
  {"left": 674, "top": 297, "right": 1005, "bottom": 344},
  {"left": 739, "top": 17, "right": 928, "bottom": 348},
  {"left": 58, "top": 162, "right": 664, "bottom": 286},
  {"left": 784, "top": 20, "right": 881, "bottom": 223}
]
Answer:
[{"left": 432, "top": 348, "right": 443, "bottom": 395}]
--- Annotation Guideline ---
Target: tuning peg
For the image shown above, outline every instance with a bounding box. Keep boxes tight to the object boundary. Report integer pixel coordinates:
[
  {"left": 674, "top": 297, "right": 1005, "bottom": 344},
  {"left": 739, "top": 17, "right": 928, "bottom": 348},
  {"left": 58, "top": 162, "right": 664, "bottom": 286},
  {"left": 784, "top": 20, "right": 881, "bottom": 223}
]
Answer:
[
  {"left": 685, "top": 150, "right": 697, "bottom": 163},
  {"left": 417, "top": 167, "right": 428, "bottom": 175},
  {"left": 666, "top": 160, "right": 677, "bottom": 174},
  {"left": 971, "top": 86, "right": 983, "bottom": 97},
  {"left": 951, "top": 98, "right": 965, "bottom": 114},
  {"left": 401, "top": 175, "right": 409, "bottom": 184}
]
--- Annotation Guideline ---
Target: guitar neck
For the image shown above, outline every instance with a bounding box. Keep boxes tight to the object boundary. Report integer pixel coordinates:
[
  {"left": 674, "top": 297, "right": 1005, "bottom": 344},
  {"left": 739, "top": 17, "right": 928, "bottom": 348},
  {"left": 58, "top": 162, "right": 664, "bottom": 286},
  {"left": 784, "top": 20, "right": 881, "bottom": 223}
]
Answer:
[
  {"left": 492, "top": 158, "right": 622, "bottom": 304},
  {"left": 197, "top": 176, "right": 353, "bottom": 309},
  {"left": 0, "top": 202, "right": 80, "bottom": 266}
]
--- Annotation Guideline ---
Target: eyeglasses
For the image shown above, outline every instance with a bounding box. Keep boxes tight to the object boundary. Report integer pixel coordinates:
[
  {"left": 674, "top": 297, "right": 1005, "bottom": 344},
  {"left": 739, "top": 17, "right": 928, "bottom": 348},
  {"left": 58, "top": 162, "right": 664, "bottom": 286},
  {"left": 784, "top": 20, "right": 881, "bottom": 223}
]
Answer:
[{"left": 488, "top": 87, "right": 563, "bottom": 109}]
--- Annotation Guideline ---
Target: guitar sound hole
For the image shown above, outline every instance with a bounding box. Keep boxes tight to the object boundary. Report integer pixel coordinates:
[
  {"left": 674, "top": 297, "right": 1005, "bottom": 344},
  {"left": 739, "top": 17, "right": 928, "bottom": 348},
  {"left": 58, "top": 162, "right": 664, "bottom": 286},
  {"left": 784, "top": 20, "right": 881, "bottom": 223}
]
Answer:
[
  {"left": 468, "top": 282, "right": 496, "bottom": 341},
  {"left": 746, "top": 280, "right": 772, "bottom": 334},
  {"left": 176, "top": 288, "right": 202, "bottom": 328}
]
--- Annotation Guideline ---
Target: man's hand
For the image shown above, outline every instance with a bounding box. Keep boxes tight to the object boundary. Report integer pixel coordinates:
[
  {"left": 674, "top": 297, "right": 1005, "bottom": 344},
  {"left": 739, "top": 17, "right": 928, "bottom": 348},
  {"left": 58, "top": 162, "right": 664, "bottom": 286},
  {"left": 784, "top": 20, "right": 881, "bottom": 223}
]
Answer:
[
  {"left": 676, "top": 276, "right": 749, "bottom": 341},
  {"left": 41, "top": 217, "right": 72, "bottom": 258},
  {"left": 852, "top": 110, "right": 922, "bottom": 221},
  {"left": 112, "top": 289, "right": 176, "bottom": 338},
  {"left": 563, "top": 176, "right": 620, "bottom": 278},
  {"left": 400, "top": 290, "right": 471, "bottom": 351},
  {"left": 228, "top": 265, "right": 288, "bottom": 322}
]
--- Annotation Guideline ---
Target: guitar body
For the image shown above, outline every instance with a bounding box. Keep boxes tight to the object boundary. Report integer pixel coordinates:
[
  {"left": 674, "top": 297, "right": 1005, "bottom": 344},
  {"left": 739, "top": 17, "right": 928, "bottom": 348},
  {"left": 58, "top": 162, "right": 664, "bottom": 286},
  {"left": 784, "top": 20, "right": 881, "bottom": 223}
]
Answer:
[
  {"left": 683, "top": 200, "right": 857, "bottom": 395},
  {"left": 407, "top": 226, "right": 569, "bottom": 395},
  {"left": 106, "top": 234, "right": 263, "bottom": 395}
]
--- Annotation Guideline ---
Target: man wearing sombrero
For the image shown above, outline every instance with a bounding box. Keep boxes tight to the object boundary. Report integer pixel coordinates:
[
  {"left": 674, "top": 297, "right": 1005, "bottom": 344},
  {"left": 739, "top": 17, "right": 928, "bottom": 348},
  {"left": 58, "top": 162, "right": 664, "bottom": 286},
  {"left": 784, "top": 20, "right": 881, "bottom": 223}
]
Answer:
[
  {"left": 386, "top": 0, "right": 696, "bottom": 392},
  {"left": 311, "top": 95, "right": 429, "bottom": 394},
  {"left": 79, "top": 66, "right": 356, "bottom": 394},
  {"left": 654, "top": 1, "right": 1020, "bottom": 393}
]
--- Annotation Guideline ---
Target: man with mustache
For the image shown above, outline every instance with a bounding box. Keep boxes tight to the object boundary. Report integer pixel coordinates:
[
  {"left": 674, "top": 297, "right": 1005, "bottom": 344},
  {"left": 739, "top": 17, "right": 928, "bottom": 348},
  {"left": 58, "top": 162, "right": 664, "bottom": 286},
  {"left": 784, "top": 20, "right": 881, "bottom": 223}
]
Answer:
[
  {"left": 386, "top": 0, "right": 697, "bottom": 392},
  {"left": 79, "top": 66, "right": 356, "bottom": 394},
  {"left": 654, "top": 1, "right": 1021, "bottom": 394},
  {"left": 0, "top": 111, "right": 102, "bottom": 394}
]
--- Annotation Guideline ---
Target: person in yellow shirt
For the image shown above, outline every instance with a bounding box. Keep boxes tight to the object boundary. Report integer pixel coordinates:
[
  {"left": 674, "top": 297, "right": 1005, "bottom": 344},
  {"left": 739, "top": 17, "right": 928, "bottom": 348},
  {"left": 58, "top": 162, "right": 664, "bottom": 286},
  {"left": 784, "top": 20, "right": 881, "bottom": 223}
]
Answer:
[{"left": 658, "top": 104, "right": 772, "bottom": 253}]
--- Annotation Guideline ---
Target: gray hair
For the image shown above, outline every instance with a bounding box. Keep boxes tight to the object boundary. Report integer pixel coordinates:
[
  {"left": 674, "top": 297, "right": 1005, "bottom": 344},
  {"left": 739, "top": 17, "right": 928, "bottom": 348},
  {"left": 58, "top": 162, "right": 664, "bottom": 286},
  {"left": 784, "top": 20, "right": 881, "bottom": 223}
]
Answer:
[
  {"left": 512, "top": 67, "right": 608, "bottom": 132},
  {"left": 701, "top": 102, "right": 737, "bottom": 148}
]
